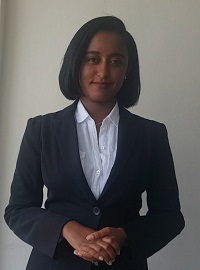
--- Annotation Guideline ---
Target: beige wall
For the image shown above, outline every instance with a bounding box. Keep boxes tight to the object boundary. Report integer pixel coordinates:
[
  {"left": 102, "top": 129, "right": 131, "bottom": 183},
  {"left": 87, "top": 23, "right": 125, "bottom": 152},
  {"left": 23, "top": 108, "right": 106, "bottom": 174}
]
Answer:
[{"left": 0, "top": 1, "right": 200, "bottom": 269}]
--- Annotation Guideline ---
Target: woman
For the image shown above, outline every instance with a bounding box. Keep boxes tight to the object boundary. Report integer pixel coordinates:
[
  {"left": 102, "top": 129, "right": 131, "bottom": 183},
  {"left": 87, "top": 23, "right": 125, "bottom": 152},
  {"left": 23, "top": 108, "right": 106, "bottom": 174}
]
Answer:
[{"left": 5, "top": 16, "right": 185, "bottom": 270}]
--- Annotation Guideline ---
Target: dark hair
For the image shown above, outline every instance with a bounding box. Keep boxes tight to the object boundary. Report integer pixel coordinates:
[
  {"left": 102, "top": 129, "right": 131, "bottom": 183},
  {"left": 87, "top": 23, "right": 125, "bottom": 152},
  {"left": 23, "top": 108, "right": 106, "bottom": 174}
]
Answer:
[{"left": 59, "top": 16, "right": 140, "bottom": 108}]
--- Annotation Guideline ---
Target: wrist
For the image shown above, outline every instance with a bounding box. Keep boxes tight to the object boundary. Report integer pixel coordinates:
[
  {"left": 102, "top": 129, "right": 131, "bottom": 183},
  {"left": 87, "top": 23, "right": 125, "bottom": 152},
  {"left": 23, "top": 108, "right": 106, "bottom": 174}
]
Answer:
[
  {"left": 117, "top": 227, "right": 128, "bottom": 246},
  {"left": 62, "top": 220, "right": 77, "bottom": 238}
]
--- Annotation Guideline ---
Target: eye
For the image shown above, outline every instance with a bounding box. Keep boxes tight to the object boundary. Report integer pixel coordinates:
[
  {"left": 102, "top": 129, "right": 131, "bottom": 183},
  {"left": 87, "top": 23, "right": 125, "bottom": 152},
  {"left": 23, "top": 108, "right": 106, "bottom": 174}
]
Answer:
[
  {"left": 110, "top": 58, "right": 122, "bottom": 66},
  {"left": 87, "top": 57, "right": 100, "bottom": 64}
]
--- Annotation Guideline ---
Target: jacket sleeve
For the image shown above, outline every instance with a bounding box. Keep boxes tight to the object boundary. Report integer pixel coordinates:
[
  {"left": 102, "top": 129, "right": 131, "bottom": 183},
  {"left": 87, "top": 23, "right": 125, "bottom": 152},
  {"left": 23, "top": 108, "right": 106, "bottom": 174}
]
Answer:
[
  {"left": 4, "top": 117, "right": 73, "bottom": 258},
  {"left": 122, "top": 123, "right": 185, "bottom": 259}
]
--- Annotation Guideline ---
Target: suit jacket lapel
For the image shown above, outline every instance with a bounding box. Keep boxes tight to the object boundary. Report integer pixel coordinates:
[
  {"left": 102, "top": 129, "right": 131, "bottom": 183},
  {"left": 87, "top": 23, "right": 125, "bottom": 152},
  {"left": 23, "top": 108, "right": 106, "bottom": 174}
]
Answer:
[
  {"left": 100, "top": 106, "right": 140, "bottom": 198},
  {"left": 54, "top": 102, "right": 140, "bottom": 201},
  {"left": 54, "top": 101, "right": 97, "bottom": 202}
]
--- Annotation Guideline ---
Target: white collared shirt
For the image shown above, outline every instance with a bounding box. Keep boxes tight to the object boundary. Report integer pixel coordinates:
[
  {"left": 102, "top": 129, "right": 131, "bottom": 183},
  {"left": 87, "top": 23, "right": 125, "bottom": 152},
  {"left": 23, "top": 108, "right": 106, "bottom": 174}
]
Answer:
[{"left": 75, "top": 100, "right": 119, "bottom": 200}]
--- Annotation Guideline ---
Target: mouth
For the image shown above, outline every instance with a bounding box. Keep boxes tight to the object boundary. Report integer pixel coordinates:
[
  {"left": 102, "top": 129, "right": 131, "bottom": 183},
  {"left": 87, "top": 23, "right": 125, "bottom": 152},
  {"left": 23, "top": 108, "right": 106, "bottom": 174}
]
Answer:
[{"left": 92, "top": 81, "right": 112, "bottom": 88}]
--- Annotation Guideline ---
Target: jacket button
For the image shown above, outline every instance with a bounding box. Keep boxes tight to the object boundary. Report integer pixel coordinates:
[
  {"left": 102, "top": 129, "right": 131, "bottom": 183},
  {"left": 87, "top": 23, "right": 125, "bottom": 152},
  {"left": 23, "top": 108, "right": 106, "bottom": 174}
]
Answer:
[{"left": 93, "top": 207, "right": 101, "bottom": 216}]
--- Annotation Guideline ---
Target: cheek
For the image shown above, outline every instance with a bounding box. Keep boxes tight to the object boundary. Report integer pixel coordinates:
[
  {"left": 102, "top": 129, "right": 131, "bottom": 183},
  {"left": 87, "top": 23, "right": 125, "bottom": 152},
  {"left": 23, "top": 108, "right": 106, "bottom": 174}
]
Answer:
[
  {"left": 80, "top": 65, "right": 94, "bottom": 80},
  {"left": 79, "top": 67, "right": 95, "bottom": 94},
  {"left": 114, "top": 65, "right": 127, "bottom": 79},
  {"left": 115, "top": 78, "right": 125, "bottom": 91},
  {"left": 79, "top": 68, "right": 88, "bottom": 88},
  {"left": 114, "top": 72, "right": 126, "bottom": 85}
]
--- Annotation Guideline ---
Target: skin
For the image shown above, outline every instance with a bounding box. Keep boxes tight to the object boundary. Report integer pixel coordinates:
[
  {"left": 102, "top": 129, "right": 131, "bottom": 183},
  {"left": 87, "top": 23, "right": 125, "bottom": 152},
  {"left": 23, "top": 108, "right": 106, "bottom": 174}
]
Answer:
[
  {"left": 79, "top": 31, "right": 128, "bottom": 133},
  {"left": 62, "top": 31, "right": 128, "bottom": 265}
]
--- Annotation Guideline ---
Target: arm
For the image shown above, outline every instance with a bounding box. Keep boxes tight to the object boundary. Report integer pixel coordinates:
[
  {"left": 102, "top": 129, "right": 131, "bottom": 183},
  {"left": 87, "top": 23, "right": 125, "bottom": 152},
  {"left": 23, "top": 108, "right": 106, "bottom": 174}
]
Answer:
[
  {"left": 85, "top": 124, "right": 185, "bottom": 259},
  {"left": 124, "top": 124, "right": 184, "bottom": 258},
  {"left": 4, "top": 117, "right": 119, "bottom": 264},
  {"left": 4, "top": 117, "right": 74, "bottom": 258}
]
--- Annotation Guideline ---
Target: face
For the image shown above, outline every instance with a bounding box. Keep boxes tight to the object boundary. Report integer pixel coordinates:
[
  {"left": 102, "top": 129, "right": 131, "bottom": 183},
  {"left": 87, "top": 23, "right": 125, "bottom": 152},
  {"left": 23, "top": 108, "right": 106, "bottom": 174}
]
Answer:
[{"left": 79, "top": 31, "right": 128, "bottom": 107}]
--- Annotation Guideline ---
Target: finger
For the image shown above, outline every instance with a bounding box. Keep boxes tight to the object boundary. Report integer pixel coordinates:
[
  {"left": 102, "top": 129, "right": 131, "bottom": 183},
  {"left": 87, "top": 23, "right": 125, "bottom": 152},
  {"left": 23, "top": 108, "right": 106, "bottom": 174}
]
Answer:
[
  {"left": 74, "top": 245, "right": 104, "bottom": 263},
  {"left": 74, "top": 250, "right": 101, "bottom": 263},
  {"left": 86, "top": 242, "right": 114, "bottom": 265},
  {"left": 76, "top": 242, "right": 114, "bottom": 266},
  {"left": 86, "top": 228, "right": 110, "bottom": 241},
  {"left": 101, "top": 236, "right": 120, "bottom": 255},
  {"left": 96, "top": 239, "right": 117, "bottom": 262}
]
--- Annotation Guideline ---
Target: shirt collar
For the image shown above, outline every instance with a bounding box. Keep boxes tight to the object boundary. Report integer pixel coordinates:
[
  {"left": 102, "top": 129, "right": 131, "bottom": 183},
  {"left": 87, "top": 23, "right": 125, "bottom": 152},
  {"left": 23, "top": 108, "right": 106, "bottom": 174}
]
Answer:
[
  {"left": 75, "top": 100, "right": 89, "bottom": 124},
  {"left": 105, "top": 102, "right": 119, "bottom": 127},
  {"left": 75, "top": 100, "right": 119, "bottom": 126}
]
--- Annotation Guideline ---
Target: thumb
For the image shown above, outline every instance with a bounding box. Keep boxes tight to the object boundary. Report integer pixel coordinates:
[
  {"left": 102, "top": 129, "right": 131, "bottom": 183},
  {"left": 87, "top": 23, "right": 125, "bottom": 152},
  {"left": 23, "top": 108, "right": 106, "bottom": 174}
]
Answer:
[{"left": 86, "top": 229, "right": 106, "bottom": 241}]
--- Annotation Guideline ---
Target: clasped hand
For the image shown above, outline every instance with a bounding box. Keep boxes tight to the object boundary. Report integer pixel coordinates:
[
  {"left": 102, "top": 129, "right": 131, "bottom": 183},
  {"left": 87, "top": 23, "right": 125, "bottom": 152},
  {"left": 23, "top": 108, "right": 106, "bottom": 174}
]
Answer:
[{"left": 62, "top": 221, "right": 127, "bottom": 266}]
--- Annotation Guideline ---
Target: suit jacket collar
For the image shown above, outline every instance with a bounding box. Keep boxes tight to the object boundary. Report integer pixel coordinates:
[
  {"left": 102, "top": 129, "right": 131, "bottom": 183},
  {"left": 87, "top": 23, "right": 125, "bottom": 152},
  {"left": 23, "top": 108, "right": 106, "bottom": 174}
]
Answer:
[{"left": 54, "top": 101, "right": 140, "bottom": 202}]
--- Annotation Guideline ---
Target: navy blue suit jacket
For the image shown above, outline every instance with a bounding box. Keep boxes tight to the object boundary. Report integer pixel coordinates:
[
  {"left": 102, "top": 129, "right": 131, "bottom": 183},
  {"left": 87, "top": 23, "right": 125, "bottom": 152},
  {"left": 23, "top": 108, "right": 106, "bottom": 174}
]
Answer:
[{"left": 5, "top": 101, "right": 184, "bottom": 270}]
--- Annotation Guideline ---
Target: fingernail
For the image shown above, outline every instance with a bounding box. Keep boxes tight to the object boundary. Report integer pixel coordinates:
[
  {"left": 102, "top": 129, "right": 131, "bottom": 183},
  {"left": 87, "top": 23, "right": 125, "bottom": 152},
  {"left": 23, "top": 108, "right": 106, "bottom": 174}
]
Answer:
[
  {"left": 86, "top": 235, "right": 93, "bottom": 241},
  {"left": 117, "top": 250, "right": 120, "bottom": 255},
  {"left": 99, "top": 256, "right": 103, "bottom": 261},
  {"left": 108, "top": 261, "right": 112, "bottom": 265},
  {"left": 74, "top": 251, "right": 82, "bottom": 257}
]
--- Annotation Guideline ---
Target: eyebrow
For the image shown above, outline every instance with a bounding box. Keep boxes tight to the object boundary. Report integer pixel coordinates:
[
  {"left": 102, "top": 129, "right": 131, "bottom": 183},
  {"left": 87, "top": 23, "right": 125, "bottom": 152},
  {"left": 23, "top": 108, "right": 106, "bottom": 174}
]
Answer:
[{"left": 85, "top": 51, "right": 126, "bottom": 58}]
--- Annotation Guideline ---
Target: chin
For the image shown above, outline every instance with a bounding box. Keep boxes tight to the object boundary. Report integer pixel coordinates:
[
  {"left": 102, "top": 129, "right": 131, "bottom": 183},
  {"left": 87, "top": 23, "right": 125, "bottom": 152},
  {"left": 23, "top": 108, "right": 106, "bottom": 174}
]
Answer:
[{"left": 92, "top": 97, "right": 116, "bottom": 105}]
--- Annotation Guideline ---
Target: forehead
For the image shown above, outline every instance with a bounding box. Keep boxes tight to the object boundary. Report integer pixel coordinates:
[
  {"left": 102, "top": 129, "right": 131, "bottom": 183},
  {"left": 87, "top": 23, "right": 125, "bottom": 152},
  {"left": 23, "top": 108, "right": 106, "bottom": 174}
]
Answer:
[{"left": 86, "top": 31, "right": 127, "bottom": 55}]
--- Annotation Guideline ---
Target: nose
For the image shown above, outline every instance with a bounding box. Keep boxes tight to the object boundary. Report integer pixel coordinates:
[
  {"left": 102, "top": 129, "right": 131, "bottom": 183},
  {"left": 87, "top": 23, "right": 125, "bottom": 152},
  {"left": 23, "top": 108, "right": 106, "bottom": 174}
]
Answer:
[{"left": 97, "top": 61, "right": 109, "bottom": 79}]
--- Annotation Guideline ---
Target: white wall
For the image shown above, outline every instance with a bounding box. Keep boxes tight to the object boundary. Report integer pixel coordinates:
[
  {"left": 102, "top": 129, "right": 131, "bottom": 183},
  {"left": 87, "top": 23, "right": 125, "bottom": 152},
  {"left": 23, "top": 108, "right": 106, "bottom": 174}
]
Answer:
[
  {"left": 0, "top": 1, "right": 199, "bottom": 269},
  {"left": 0, "top": 0, "right": 5, "bottom": 82}
]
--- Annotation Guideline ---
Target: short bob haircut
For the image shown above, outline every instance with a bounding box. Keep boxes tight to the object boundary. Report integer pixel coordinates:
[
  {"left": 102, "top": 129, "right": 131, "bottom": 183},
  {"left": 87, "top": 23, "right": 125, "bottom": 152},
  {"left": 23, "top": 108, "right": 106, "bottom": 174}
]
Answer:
[{"left": 59, "top": 16, "right": 140, "bottom": 108}]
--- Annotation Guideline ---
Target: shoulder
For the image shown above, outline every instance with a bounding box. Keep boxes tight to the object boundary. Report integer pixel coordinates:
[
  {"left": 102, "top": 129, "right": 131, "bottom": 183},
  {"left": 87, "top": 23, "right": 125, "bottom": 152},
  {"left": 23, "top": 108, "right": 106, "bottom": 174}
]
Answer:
[
  {"left": 23, "top": 102, "right": 77, "bottom": 142},
  {"left": 121, "top": 109, "right": 171, "bottom": 154},
  {"left": 120, "top": 106, "right": 167, "bottom": 133},
  {"left": 27, "top": 101, "right": 77, "bottom": 126}
]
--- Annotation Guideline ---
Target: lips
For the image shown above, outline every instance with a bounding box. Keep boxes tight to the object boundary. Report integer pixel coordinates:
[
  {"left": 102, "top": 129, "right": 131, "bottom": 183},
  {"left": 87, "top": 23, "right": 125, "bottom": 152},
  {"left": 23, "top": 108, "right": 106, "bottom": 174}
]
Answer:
[{"left": 92, "top": 81, "right": 112, "bottom": 88}]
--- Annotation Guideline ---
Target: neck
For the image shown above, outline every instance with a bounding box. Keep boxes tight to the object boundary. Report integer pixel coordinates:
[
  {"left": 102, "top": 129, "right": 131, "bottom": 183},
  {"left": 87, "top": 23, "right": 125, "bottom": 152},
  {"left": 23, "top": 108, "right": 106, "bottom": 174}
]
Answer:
[{"left": 80, "top": 98, "right": 116, "bottom": 124}]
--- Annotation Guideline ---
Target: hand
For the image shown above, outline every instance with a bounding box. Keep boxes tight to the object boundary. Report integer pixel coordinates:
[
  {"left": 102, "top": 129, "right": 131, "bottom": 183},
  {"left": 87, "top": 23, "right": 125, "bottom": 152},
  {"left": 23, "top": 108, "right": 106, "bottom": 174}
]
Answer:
[
  {"left": 74, "top": 227, "right": 127, "bottom": 265},
  {"left": 86, "top": 227, "right": 127, "bottom": 252},
  {"left": 62, "top": 221, "right": 117, "bottom": 265}
]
